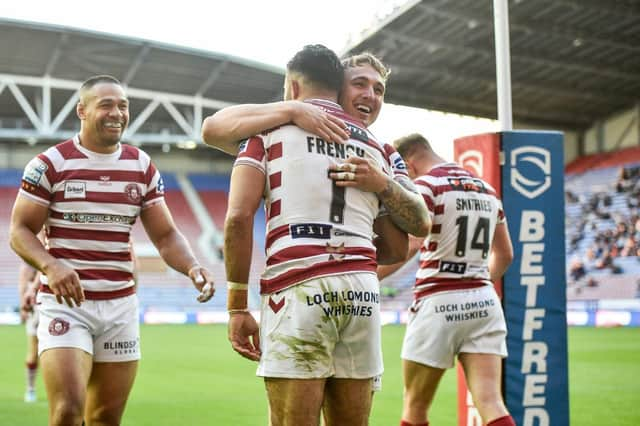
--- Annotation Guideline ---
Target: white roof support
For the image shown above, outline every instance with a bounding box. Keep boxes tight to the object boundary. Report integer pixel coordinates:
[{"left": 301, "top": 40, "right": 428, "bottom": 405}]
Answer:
[{"left": 0, "top": 73, "right": 235, "bottom": 145}]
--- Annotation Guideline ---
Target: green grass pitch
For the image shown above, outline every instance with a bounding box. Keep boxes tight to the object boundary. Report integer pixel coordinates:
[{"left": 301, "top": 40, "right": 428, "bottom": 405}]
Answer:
[{"left": 1, "top": 325, "right": 638, "bottom": 425}]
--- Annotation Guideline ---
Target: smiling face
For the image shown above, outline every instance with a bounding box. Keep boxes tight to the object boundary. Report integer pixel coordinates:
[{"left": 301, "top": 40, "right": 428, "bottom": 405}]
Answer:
[
  {"left": 339, "top": 64, "right": 385, "bottom": 127},
  {"left": 77, "top": 81, "right": 129, "bottom": 153}
]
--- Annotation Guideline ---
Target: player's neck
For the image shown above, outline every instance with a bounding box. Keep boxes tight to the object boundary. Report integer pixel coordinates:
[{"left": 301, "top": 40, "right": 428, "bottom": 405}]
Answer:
[
  {"left": 297, "top": 88, "right": 338, "bottom": 104},
  {"left": 77, "top": 132, "right": 120, "bottom": 155}
]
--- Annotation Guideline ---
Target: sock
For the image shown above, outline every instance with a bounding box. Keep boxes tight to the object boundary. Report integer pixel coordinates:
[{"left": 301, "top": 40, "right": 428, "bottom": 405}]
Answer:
[
  {"left": 25, "top": 361, "right": 38, "bottom": 391},
  {"left": 486, "top": 415, "right": 516, "bottom": 426},
  {"left": 400, "top": 421, "right": 429, "bottom": 426}
]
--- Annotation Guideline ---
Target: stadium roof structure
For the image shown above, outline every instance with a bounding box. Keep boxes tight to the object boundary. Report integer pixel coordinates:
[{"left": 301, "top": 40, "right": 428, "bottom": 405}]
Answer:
[
  {"left": 0, "top": 18, "right": 285, "bottom": 146},
  {"left": 342, "top": 0, "right": 640, "bottom": 130}
]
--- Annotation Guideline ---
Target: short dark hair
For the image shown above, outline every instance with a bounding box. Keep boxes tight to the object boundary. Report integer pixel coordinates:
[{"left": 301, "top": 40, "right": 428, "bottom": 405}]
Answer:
[
  {"left": 287, "top": 45, "right": 344, "bottom": 93},
  {"left": 80, "top": 75, "right": 122, "bottom": 92},
  {"left": 393, "top": 133, "right": 433, "bottom": 159}
]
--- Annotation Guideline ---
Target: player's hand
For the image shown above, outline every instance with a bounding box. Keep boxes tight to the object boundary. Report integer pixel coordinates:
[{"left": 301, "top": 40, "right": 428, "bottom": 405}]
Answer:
[
  {"left": 228, "top": 312, "right": 261, "bottom": 361},
  {"left": 290, "top": 101, "right": 349, "bottom": 144},
  {"left": 189, "top": 265, "right": 215, "bottom": 303},
  {"left": 44, "top": 261, "right": 84, "bottom": 307},
  {"left": 20, "top": 285, "right": 38, "bottom": 314},
  {"left": 328, "top": 156, "right": 388, "bottom": 193}
]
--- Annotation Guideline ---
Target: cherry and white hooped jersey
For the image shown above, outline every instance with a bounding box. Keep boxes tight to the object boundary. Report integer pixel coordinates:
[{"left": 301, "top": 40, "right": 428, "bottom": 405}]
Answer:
[
  {"left": 19, "top": 135, "right": 164, "bottom": 292},
  {"left": 413, "top": 163, "right": 506, "bottom": 298},
  {"left": 235, "top": 99, "right": 409, "bottom": 294}
]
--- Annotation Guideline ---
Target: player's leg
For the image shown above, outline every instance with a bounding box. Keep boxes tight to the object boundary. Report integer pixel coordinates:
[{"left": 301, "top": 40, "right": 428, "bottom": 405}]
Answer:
[
  {"left": 84, "top": 361, "right": 138, "bottom": 426},
  {"left": 24, "top": 314, "right": 39, "bottom": 402},
  {"left": 258, "top": 280, "right": 340, "bottom": 424},
  {"left": 400, "top": 291, "right": 462, "bottom": 426},
  {"left": 86, "top": 294, "right": 140, "bottom": 425},
  {"left": 265, "top": 378, "right": 325, "bottom": 426},
  {"left": 40, "top": 348, "right": 93, "bottom": 426},
  {"left": 401, "top": 359, "right": 445, "bottom": 425},
  {"left": 324, "top": 273, "right": 382, "bottom": 425},
  {"left": 457, "top": 286, "right": 513, "bottom": 425},
  {"left": 37, "top": 294, "right": 95, "bottom": 425},
  {"left": 322, "top": 377, "right": 372, "bottom": 426},
  {"left": 458, "top": 353, "right": 514, "bottom": 425}
]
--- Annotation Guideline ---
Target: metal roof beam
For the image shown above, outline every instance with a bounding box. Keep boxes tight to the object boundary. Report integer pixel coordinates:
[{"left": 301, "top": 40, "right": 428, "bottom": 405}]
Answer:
[
  {"left": 196, "top": 61, "right": 228, "bottom": 96},
  {"left": 393, "top": 64, "right": 635, "bottom": 104},
  {"left": 122, "top": 44, "right": 151, "bottom": 86},
  {"left": 416, "top": 2, "right": 640, "bottom": 52},
  {"left": 44, "top": 33, "right": 68, "bottom": 76},
  {"left": 381, "top": 29, "right": 640, "bottom": 83}
]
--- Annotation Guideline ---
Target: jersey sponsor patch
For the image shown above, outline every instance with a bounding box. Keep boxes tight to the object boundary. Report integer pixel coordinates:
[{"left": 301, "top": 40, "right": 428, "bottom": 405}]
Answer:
[
  {"left": 448, "top": 176, "right": 487, "bottom": 193},
  {"left": 156, "top": 177, "right": 165, "bottom": 194},
  {"left": 439, "top": 260, "right": 467, "bottom": 274},
  {"left": 64, "top": 181, "right": 86, "bottom": 199},
  {"left": 290, "top": 223, "right": 332, "bottom": 239},
  {"left": 23, "top": 159, "right": 48, "bottom": 186},
  {"left": 346, "top": 123, "right": 369, "bottom": 143}
]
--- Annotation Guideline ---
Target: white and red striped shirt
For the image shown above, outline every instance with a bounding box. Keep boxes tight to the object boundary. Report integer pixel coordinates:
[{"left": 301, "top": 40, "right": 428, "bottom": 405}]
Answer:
[
  {"left": 19, "top": 135, "right": 164, "bottom": 294},
  {"left": 235, "top": 99, "right": 409, "bottom": 294},
  {"left": 412, "top": 163, "right": 506, "bottom": 299}
]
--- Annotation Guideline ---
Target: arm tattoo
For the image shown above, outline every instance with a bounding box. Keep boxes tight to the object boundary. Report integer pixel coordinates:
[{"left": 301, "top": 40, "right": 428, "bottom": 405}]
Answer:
[{"left": 378, "top": 176, "right": 430, "bottom": 236}]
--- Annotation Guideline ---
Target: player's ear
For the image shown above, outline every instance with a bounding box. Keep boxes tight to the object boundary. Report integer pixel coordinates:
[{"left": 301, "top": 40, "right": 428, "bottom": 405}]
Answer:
[
  {"left": 76, "top": 102, "right": 85, "bottom": 120},
  {"left": 291, "top": 80, "right": 301, "bottom": 100}
]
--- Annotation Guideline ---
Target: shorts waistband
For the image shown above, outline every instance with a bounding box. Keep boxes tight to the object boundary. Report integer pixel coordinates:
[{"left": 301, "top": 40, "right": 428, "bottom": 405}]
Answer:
[
  {"left": 414, "top": 281, "right": 487, "bottom": 300},
  {"left": 39, "top": 284, "right": 136, "bottom": 300}
]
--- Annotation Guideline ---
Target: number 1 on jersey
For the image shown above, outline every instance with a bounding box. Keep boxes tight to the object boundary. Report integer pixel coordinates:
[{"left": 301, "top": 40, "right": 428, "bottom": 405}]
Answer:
[{"left": 329, "top": 180, "right": 346, "bottom": 224}]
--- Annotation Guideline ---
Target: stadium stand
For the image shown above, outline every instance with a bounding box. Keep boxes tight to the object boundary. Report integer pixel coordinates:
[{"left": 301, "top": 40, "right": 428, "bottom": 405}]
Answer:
[{"left": 564, "top": 148, "right": 640, "bottom": 301}]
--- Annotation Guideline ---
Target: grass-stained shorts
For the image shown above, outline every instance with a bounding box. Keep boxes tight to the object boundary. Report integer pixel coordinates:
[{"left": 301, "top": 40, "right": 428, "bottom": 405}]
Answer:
[
  {"left": 401, "top": 285, "right": 507, "bottom": 369},
  {"left": 257, "top": 272, "right": 382, "bottom": 380}
]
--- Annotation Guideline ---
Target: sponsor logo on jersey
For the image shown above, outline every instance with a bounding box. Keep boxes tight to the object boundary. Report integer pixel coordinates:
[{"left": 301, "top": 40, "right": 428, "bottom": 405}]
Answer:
[
  {"left": 63, "top": 212, "right": 137, "bottom": 224},
  {"left": 98, "top": 175, "right": 112, "bottom": 186},
  {"left": 124, "top": 183, "right": 142, "bottom": 203},
  {"left": 64, "top": 181, "right": 86, "bottom": 199},
  {"left": 392, "top": 154, "right": 407, "bottom": 171},
  {"left": 48, "top": 317, "right": 70, "bottom": 336},
  {"left": 23, "top": 159, "right": 48, "bottom": 186},
  {"left": 156, "top": 177, "right": 165, "bottom": 194},
  {"left": 290, "top": 223, "right": 332, "bottom": 239},
  {"left": 448, "top": 176, "right": 487, "bottom": 193},
  {"left": 439, "top": 260, "right": 467, "bottom": 274},
  {"left": 510, "top": 146, "right": 551, "bottom": 199},
  {"left": 345, "top": 123, "right": 369, "bottom": 143}
]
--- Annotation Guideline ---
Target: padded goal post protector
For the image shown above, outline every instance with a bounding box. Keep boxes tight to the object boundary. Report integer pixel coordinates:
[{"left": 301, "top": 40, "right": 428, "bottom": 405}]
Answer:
[{"left": 454, "top": 131, "right": 569, "bottom": 426}]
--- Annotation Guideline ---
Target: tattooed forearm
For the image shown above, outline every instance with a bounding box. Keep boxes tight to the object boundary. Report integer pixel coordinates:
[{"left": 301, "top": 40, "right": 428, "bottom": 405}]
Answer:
[{"left": 377, "top": 176, "right": 431, "bottom": 237}]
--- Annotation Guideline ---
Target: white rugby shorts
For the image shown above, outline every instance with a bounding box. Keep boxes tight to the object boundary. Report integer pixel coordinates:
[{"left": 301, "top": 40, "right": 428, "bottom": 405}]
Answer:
[
  {"left": 257, "top": 272, "right": 383, "bottom": 380},
  {"left": 36, "top": 292, "right": 140, "bottom": 362},
  {"left": 401, "top": 285, "right": 507, "bottom": 369}
]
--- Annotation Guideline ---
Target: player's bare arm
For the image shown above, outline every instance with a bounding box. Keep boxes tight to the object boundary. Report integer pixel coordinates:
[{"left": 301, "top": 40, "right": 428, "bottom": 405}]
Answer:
[
  {"left": 373, "top": 215, "right": 408, "bottom": 265},
  {"left": 140, "top": 201, "right": 215, "bottom": 302},
  {"left": 224, "top": 164, "right": 264, "bottom": 361},
  {"left": 201, "top": 101, "right": 348, "bottom": 155},
  {"left": 10, "top": 195, "right": 84, "bottom": 307},
  {"left": 488, "top": 223, "right": 514, "bottom": 282},
  {"left": 329, "top": 156, "right": 431, "bottom": 237},
  {"left": 377, "top": 234, "right": 424, "bottom": 280}
]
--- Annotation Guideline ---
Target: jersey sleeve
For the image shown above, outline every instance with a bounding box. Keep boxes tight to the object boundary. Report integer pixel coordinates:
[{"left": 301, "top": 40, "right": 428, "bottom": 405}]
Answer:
[
  {"left": 19, "top": 154, "right": 53, "bottom": 206},
  {"left": 142, "top": 162, "right": 165, "bottom": 208},
  {"left": 496, "top": 197, "right": 506, "bottom": 225},
  {"left": 383, "top": 144, "right": 410, "bottom": 181},
  {"left": 234, "top": 135, "right": 266, "bottom": 173}
]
